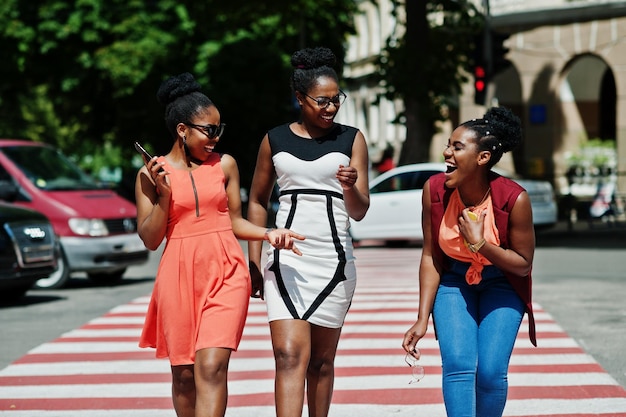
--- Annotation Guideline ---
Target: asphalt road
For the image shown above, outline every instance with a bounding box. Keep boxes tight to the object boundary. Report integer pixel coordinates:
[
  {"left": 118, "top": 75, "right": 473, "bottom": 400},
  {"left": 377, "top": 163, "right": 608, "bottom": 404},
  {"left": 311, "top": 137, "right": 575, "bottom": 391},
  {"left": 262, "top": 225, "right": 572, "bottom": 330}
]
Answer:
[{"left": 0, "top": 220, "right": 625, "bottom": 388}]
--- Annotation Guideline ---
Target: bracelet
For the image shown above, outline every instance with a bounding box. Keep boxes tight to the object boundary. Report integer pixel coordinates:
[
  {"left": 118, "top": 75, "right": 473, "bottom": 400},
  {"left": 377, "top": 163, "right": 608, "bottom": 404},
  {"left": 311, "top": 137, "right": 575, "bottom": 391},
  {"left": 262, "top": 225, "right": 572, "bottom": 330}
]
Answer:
[
  {"left": 468, "top": 238, "right": 486, "bottom": 253},
  {"left": 264, "top": 228, "right": 273, "bottom": 240}
]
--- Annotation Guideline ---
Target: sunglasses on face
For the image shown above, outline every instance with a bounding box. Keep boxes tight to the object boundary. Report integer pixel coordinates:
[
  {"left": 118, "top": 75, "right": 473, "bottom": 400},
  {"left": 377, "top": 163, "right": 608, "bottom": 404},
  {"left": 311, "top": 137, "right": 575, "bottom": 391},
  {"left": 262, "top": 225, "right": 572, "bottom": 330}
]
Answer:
[
  {"left": 301, "top": 91, "right": 347, "bottom": 109},
  {"left": 186, "top": 122, "right": 226, "bottom": 139}
]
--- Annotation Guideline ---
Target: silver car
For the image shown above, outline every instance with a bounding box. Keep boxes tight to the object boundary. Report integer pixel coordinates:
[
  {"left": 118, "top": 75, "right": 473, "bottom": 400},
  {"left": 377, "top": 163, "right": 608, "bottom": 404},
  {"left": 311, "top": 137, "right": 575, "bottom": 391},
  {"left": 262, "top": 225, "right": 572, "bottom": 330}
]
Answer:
[{"left": 350, "top": 162, "right": 558, "bottom": 245}]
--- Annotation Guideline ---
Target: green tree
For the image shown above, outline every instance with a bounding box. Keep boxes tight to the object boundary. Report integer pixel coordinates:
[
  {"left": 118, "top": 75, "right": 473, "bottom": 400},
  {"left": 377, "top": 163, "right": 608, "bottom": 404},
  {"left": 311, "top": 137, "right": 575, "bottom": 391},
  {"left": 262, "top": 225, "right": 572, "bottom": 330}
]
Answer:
[
  {"left": 376, "top": 0, "right": 484, "bottom": 164},
  {"left": 0, "top": 0, "right": 358, "bottom": 189}
]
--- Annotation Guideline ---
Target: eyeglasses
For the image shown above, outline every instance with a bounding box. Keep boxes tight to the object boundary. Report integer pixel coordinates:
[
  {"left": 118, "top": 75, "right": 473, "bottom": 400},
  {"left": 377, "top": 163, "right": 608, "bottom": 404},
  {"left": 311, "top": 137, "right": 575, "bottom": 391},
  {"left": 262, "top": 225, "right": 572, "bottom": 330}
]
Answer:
[
  {"left": 186, "top": 123, "right": 226, "bottom": 139},
  {"left": 301, "top": 91, "right": 346, "bottom": 109},
  {"left": 405, "top": 351, "right": 425, "bottom": 384}
]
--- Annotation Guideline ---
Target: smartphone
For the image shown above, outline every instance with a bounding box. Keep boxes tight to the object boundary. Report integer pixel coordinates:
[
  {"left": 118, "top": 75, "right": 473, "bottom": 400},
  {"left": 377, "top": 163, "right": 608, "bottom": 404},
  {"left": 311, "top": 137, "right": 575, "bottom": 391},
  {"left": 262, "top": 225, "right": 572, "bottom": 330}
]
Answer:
[
  {"left": 134, "top": 141, "right": 164, "bottom": 172},
  {"left": 134, "top": 141, "right": 154, "bottom": 164}
]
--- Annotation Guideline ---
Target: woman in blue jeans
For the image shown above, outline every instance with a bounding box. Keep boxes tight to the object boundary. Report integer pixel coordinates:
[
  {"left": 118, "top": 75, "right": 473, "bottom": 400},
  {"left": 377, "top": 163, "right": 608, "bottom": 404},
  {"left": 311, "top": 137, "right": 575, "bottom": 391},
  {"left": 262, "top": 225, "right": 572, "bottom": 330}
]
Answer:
[{"left": 402, "top": 107, "right": 537, "bottom": 417}]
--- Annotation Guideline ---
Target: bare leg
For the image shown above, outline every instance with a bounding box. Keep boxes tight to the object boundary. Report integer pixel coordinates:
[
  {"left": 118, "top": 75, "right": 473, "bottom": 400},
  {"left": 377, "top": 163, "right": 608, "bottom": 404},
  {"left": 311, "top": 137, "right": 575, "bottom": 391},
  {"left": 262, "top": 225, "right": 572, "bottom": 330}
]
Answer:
[
  {"left": 306, "top": 325, "right": 342, "bottom": 417},
  {"left": 171, "top": 364, "right": 195, "bottom": 417},
  {"left": 194, "top": 347, "right": 232, "bottom": 417},
  {"left": 270, "top": 319, "right": 312, "bottom": 417}
]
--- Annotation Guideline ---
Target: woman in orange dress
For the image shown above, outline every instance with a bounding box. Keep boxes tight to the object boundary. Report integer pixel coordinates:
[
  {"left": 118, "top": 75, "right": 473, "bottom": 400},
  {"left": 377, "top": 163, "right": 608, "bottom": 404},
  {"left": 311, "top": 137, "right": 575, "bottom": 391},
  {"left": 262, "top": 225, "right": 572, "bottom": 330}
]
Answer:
[{"left": 135, "top": 72, "right": 303, "bottom": 417}]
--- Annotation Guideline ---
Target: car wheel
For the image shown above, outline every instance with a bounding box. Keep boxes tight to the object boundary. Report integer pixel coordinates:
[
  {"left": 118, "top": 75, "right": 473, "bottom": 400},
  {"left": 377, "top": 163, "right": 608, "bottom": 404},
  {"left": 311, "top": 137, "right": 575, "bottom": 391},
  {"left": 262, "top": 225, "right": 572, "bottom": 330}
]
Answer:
[
  {"left": 87, "top": 268, "right": 126, "bottom": 285},
  {"left": 35, "top": 250, "right": 70, "bottom": 289}
]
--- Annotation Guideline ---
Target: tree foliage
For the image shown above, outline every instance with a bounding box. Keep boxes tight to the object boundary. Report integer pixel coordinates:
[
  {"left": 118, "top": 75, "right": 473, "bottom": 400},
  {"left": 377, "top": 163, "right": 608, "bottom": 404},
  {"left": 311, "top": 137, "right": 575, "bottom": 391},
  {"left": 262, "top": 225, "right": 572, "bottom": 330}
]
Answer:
[
  {"left": 376, "top": 0, "right": 484, "bottom": 164},
  {"left": 0, "top": 0, "right": 358, "bottom": 189}
]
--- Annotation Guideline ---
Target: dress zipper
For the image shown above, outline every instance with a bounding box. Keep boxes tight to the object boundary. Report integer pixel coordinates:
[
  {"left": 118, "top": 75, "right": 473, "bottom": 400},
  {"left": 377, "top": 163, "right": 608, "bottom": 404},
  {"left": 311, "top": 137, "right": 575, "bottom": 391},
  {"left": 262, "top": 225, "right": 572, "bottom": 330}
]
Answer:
[{"left": 189, "top": 171, "right": 199, "bottom": 217}]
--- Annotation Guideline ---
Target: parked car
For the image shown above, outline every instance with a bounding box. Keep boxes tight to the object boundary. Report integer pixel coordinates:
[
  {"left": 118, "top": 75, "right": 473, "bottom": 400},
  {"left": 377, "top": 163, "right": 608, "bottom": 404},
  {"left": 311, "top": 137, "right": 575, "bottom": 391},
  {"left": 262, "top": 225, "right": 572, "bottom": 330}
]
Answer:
[
  {"left": 349, "top": 162, "right": 558, "bottom": 245},
  {"left": 0, "top": 139, "right": 149, "bottom": 289},
  {"left": 0, "top": 197, "right": 59, "bottom": 301}
]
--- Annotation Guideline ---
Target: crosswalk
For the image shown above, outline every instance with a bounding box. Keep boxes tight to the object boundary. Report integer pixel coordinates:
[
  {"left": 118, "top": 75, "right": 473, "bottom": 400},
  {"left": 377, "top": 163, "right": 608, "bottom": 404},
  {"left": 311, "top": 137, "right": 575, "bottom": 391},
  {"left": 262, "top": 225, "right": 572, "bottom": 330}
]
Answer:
[{"left": 1, "top": 247, "right": 626, "bottom": 416}]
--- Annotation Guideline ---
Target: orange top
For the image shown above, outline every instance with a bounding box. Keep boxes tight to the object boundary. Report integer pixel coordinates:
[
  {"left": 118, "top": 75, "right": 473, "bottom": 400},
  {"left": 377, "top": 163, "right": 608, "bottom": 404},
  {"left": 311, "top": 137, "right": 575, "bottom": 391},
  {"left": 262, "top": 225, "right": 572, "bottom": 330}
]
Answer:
[{"left": 439, "top": 189, "right": 500, "bottom": 284}]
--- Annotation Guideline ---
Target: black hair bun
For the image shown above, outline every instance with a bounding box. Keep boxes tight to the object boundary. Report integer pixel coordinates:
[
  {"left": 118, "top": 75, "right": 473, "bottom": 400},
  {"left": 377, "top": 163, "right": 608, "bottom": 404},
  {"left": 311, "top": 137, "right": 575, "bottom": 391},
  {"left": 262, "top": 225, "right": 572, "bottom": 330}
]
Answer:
[
  {"left": 484, "top": 107, "right": 522, "bottom": 153},
  {"left": 156, "top": 72, "right": 202, "bottom": 106},
  {"left": 291, "top": 47, "right": 336, "bottom": 70}
]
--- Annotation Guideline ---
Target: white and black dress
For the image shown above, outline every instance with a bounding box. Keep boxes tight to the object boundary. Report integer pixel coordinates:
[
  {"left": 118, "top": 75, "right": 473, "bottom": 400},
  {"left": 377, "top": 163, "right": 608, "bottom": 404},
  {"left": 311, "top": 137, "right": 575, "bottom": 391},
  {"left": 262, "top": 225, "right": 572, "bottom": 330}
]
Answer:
[{"left": 263, "top": 123, "right": 358, "bottom": 328}]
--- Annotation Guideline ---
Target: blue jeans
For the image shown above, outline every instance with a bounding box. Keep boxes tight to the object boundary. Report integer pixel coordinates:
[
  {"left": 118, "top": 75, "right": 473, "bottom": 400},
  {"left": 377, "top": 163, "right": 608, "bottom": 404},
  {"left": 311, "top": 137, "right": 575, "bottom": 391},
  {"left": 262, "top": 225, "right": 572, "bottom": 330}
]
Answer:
[{"left": 432, "top": 260, "right": 525, "bottom": 417}]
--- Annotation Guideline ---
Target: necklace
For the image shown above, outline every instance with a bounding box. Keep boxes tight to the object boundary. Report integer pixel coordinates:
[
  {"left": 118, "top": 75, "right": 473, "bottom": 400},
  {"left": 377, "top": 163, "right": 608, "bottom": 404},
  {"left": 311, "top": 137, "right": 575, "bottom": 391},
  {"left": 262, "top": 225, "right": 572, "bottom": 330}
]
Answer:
[{"left": 465, "top": 187, "right": 491, "bottom": 208}]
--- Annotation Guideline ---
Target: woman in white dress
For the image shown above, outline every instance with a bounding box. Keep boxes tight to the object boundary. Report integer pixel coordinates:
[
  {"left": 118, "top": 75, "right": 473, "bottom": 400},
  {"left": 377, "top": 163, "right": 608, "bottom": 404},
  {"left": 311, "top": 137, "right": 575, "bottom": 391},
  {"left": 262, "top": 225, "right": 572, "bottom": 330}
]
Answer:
[{"left": 247, "top": 46, "right": 370, "bottom": 417}]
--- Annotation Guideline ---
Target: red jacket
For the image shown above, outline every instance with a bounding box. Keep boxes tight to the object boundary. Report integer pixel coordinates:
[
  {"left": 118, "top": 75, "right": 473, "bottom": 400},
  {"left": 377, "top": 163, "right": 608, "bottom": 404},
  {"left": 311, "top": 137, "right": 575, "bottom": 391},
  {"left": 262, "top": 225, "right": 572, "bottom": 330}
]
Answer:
[{"left": 429, "top": 172, "right": 537, "bottom": 346}]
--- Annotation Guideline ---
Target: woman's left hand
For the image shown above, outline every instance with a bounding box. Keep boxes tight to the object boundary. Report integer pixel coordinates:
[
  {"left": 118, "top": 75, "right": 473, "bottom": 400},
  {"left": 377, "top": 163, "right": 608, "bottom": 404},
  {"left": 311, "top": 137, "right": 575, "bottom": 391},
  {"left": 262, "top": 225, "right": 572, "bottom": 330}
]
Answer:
[{"left": 336, "top": 165, "right": 358, "bottom": 190}]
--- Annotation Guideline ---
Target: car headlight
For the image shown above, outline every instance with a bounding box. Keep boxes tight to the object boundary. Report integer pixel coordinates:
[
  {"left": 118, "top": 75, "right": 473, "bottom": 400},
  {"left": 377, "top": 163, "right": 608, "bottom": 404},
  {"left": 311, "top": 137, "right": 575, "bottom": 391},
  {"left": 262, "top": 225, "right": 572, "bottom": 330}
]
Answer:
[{"left": 68, "top": 218, "right": 109, "bottom": 236}]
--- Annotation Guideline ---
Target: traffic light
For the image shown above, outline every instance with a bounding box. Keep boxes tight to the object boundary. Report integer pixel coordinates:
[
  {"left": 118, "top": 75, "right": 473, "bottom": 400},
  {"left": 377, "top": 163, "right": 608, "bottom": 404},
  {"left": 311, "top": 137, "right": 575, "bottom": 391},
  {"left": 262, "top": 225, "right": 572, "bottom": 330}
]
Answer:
[
  {"left": 491, "top": 30, "right": 511, "bottom": 76},
  {"left": 472, "top": 34, "right": 488, "bottom": 105},
  {"left": 473, "top": 63, "right": 487, "bottom": 105},
  {"left": 471, "top": 30, "right": 511, "bottom": 105}
]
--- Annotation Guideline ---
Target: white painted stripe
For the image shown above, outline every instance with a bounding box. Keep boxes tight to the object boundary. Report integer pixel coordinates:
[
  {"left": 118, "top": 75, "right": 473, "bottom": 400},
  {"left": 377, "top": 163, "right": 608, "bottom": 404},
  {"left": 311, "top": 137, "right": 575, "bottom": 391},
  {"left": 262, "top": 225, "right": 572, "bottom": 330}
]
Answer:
[
  {"left": 62, "top": 329, "right": 143, "bottom": 338},
  {"left": 88, "top": 317, "right": 146, "bottom": 325},
  {"left": 108, "top": 304, "right": 148, "bottom": 314},
  {"left": 350, "top": 294, "right": 419, "bottom": 300},
  {"left": 1, "top": 383, "right": 172, "bottom": 399},
  {"left": 347, "top": 301, "right": 423, "bottom": 309},
  {"left": 0, "top": 360, "right": 172, "bottom": 376},
  {"left": 342, "top": 311, "right": 556, "bottom": 322},
  {"left": 503, "top": 398, "right": 626, "bottom": 416}
]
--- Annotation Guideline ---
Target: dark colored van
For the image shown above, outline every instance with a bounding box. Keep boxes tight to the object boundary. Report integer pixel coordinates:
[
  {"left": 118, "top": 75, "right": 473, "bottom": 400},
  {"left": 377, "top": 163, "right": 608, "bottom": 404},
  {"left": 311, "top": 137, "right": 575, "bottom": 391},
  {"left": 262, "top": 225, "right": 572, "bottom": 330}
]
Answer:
[{"left": 0, "top": 139, "right": 149, "bottom": 289}]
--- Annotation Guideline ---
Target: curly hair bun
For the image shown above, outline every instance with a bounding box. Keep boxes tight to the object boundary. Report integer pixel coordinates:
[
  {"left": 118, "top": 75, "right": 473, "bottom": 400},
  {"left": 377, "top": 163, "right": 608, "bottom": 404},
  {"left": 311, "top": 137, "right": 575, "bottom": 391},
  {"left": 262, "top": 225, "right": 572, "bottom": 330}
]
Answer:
[
  {"left": 156, "top": 72, "right": 202, "bottom": 106},
  {"left": 291, "top": 47, "right": 336, "bottom": 70},
  {"left": 484, "top": 107, "right": 522, "bottom": 153}
]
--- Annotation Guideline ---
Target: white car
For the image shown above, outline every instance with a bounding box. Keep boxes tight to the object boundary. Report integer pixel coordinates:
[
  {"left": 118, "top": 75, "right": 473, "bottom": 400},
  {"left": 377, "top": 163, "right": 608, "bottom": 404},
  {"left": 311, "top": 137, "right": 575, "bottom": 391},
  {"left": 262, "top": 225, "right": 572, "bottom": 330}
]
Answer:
[{"left": 349, "top": 163, "right": 558, "bottom": 245}]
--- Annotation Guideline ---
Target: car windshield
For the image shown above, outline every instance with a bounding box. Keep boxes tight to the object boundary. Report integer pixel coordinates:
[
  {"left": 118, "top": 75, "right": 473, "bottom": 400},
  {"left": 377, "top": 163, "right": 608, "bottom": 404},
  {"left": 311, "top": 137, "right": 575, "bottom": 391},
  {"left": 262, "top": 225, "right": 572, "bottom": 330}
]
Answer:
[{"left": 2, "top": 145, "right": 101, "bottom": 191}]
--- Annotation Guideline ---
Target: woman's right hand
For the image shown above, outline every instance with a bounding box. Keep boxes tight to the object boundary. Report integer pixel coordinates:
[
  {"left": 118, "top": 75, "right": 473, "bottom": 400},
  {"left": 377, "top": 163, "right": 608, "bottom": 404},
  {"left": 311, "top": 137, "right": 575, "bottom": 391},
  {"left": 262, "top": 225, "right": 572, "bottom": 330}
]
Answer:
[
  {"left": 248, "top": 261, "right": 264, "bottom": 299},
  {"left": 146, "top": 157, "right": 169, "bottom": 197}
]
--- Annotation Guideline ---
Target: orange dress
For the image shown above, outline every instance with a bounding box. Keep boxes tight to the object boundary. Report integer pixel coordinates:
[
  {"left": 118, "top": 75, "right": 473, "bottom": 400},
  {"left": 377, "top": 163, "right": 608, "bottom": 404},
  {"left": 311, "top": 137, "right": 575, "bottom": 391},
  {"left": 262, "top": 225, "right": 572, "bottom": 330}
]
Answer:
[{"left": 139, "top": 153, "right": 251, "bottom": 365}]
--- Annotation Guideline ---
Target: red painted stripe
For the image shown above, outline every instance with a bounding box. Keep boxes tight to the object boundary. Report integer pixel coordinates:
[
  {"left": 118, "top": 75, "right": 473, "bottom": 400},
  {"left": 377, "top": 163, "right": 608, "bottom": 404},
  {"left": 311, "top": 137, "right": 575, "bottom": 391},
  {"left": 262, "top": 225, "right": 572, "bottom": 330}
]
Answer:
[
  {"left": 507, "top": 385, "right": 626, "bottom": 400},
  {"left": 516, "top": 413, "right": 626, "bottom": 417},
  {"left": 507, "top": 363, "right": 605, "bottom": 373},
  {"left": 80, "top": 324, "right": 143, "bottom": 329},
  {"left": 334, "top": 331, "right": 569, "bottom": 340},
  {"left": 509, "top": 414, "right": 626, "bottom": 417},
  {"left": 331, "top": 388, "right": 444, "bottom": 404},
  {"left": 0, "top": 374, "right": 172, "bottom": 386},
  {"left": 102, "top": 312, "right": 146, "bottom": 317},
  {"left": 0, "top": 363, "right": 607, "bottom": 387},
  {"left": 14, "top": 352, "right": 158, "bottom": 364}
]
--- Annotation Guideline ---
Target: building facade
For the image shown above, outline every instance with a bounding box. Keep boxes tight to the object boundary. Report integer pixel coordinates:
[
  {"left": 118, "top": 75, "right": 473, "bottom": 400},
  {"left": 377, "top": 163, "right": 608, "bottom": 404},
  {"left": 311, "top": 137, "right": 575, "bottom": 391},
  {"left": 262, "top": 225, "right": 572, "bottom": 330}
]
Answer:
[{"left": 336, "top": 0, "right": 626, "bottom": 203}]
